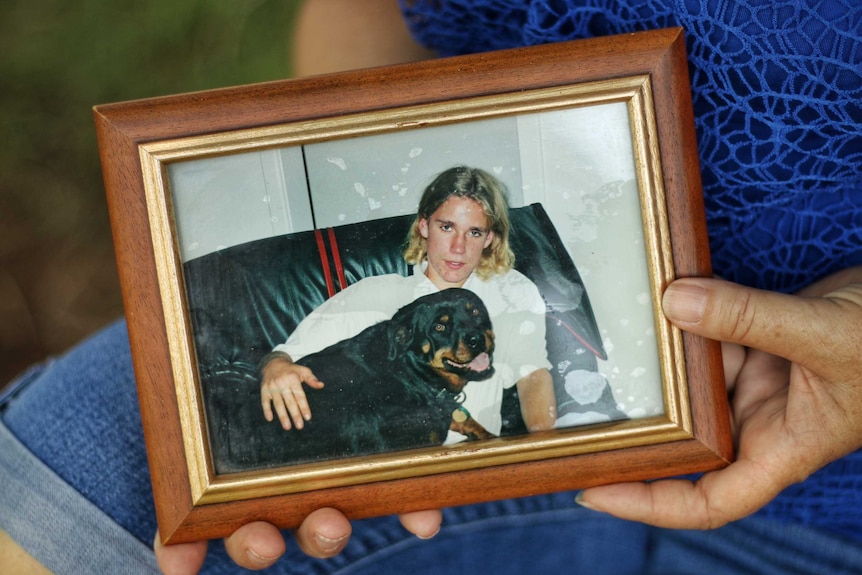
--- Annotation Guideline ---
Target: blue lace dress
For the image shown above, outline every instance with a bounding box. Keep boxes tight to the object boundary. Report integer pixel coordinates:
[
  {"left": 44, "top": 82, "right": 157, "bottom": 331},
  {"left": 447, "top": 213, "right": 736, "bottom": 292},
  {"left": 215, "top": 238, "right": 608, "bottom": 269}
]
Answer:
[{"left": 401, "top": 0, "right": 862, "bottom": 540}]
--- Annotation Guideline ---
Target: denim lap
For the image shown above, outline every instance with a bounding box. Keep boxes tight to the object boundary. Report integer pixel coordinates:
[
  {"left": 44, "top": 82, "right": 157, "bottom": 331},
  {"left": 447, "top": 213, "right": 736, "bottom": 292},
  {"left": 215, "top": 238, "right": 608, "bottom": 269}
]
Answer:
[{"left": 4, "top": 320, "right": 862, "bottom": 574}]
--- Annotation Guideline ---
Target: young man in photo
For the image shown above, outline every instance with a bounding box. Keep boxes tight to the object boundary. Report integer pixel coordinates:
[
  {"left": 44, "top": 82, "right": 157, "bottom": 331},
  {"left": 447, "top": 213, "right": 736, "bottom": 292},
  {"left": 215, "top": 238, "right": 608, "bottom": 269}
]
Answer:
[{"left": 259, "top": 165, "right": 557, "bottom": 442}]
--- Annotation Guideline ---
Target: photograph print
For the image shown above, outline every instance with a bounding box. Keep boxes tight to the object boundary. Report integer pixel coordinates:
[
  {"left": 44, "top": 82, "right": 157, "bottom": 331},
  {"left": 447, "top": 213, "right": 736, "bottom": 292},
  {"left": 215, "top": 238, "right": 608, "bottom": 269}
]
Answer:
[{"left": 172, "top": 101, "right": 664, "bottom": 476}]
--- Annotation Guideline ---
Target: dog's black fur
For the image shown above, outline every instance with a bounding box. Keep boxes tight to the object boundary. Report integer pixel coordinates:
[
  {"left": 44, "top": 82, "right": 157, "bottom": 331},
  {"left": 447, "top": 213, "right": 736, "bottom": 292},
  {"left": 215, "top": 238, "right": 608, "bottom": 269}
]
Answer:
[{"left": 207, "top": 288, "right": 496, "bottom": 473}]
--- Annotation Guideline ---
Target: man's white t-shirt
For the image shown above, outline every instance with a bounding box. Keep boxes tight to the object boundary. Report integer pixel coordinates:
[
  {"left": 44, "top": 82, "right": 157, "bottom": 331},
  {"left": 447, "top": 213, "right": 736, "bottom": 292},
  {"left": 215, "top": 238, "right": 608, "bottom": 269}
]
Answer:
[{"left": 274, "top": 264, "right": 550, "bottom": 439}]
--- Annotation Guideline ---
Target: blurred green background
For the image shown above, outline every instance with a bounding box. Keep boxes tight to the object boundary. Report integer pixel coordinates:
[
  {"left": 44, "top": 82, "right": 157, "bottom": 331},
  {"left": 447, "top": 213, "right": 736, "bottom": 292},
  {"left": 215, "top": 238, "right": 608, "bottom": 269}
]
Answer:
[{"left": 0, "top": 0, "right": 303, "bottom": 384}]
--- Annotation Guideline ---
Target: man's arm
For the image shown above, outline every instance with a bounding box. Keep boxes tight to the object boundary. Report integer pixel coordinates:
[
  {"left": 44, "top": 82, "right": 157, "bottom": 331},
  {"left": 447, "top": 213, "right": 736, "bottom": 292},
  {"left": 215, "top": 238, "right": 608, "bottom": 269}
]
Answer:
[{"left": 516, "top": 368, "right": 557, "bottom": 432}]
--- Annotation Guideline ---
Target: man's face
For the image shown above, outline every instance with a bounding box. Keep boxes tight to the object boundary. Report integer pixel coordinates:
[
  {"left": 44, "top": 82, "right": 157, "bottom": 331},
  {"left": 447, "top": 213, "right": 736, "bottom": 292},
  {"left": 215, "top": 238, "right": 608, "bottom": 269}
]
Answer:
[{"left": 419, "top": 196, "right": 494, "bottom": 289}]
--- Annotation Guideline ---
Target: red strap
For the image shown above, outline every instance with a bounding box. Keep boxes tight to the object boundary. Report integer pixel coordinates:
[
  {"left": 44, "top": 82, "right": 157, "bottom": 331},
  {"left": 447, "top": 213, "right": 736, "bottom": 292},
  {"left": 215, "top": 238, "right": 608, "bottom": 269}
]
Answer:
[
  {"left": 327, "top": 228, "right": 347, "bottom": 291},
  {"left": 314, "top": 229, "right": 335, "bottom": 298},
  {"left": 547, "top": 314, "right": 607, "bottom": 360}
]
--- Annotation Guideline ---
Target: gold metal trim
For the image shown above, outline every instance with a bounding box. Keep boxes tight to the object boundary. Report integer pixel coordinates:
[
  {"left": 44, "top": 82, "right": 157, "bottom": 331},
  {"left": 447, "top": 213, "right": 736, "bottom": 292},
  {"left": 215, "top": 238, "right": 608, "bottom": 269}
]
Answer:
[
  {"left": 140, "top": 151, "right": 212, "bottom": 502},
  {"left": 138, "top": 75, "right": 691, "bottom": 506},
  {"left": 625, "top": 77, "right": 692, "bottom": 432}
]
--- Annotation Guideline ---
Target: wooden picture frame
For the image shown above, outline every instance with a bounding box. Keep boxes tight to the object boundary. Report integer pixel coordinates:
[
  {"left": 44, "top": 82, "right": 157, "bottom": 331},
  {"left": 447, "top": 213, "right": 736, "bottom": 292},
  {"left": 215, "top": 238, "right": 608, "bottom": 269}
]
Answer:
[{"left": 94, "top": 27, "right": 732, "bottom": 544}]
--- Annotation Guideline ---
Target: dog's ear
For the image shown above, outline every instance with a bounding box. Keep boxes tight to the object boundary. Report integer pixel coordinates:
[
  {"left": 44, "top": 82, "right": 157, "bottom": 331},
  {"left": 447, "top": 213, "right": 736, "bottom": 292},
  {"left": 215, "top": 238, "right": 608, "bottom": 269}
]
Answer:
[
  {"left": 388, "top": 300, "right": 433, "bottom": 360},
  {"left": 389, "top": 323, "right": 412, "bottom": 360}
]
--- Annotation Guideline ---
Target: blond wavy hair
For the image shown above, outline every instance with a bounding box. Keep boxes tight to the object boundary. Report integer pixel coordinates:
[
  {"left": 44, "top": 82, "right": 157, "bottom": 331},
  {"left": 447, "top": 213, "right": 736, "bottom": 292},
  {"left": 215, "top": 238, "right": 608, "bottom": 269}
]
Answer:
[{"left": 403, "top": 166, "right": 515, "bottom": 279}]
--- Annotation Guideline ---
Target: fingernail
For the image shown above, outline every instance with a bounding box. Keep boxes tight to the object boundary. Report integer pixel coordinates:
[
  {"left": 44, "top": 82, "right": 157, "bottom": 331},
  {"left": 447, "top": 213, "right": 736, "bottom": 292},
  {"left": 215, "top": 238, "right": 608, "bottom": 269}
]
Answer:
[
  {"left": 315, "top": 532, "right": 348, "bottom": 553},
  {"left": 663, "top": 283, "right": 707, "bottom": 324},
  {"left": 246, "top": 548, "right": 278, "bottom": 568},
  {"left": 417, "top": 526, "right": 441, "bottom": 540},
  {"left": 574, "top": 491, "right": 602, "bottom": 512}
]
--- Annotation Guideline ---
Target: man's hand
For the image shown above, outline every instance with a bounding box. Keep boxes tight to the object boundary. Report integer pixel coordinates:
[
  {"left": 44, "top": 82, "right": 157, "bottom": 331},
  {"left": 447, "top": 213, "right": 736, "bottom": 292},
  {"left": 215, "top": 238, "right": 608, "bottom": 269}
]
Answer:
[
  {"left": 577, "top": 268, "right": 862, "bottom": 529},
  {"left": 260, "top": 354, "right": 324, "bottom": 430}
]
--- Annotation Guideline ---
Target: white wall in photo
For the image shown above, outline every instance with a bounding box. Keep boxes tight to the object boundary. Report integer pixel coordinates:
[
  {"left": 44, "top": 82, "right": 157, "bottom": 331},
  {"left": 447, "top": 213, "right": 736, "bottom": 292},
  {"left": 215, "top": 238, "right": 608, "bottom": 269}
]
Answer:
[
  {"left": 303, "top": 116, "right": 525, "bottom": 227},
  {"left": 168, "top": 146, "right": 313, "bottom": 262}
]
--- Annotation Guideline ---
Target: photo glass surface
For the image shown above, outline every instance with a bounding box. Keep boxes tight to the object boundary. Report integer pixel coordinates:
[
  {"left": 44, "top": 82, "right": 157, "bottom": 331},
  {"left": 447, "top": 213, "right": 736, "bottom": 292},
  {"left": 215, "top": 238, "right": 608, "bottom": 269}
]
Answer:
[{"left": 168, "top": 103, "right": 662, "bottom": 475}]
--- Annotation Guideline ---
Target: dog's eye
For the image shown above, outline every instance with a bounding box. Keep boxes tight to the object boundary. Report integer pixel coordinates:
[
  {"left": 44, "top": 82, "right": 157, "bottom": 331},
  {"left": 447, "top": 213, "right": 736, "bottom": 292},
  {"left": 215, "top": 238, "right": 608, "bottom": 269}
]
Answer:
[
  {"left": 472, "top": 308, "right": 479, "bottom": 316},
  {"left": 434, "top": 323, "right": 446, "bottom": 332}
]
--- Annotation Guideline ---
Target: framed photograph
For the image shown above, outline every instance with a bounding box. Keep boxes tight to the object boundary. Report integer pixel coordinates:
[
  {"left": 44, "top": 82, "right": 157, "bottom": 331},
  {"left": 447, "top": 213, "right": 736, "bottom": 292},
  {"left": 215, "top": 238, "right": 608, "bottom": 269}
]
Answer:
[{"left": 95, "top": 27, "right": 732, "bottom": 544}]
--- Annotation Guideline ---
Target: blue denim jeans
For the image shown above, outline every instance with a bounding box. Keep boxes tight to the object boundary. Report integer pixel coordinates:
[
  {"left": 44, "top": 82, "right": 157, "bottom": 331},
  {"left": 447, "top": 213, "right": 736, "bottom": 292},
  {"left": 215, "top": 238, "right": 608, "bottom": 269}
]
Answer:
[{"left": 2, "top": 320, "right": 862, "bottom": 574}]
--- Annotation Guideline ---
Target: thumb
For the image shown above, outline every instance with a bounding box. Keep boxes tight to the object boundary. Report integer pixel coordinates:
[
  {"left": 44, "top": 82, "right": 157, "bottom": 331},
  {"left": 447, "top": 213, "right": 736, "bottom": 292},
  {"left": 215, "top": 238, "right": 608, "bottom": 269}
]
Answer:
[{"left": 662, "top": 278, "right": 831, "bottom": 371}]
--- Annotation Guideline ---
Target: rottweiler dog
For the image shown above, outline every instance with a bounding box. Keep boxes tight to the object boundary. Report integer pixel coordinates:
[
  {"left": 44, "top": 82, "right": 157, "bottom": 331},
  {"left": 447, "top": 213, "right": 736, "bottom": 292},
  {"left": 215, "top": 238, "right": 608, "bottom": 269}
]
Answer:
[{"left": 209, "top": 288, "right": 497, "bottom": 473}]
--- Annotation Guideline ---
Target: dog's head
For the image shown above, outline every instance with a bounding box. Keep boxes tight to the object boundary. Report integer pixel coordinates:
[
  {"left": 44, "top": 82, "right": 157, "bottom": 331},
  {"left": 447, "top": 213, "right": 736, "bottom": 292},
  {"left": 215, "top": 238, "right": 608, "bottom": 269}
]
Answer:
[{"left": 390, "top": 288, "right": 495, "bottom": 393}]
